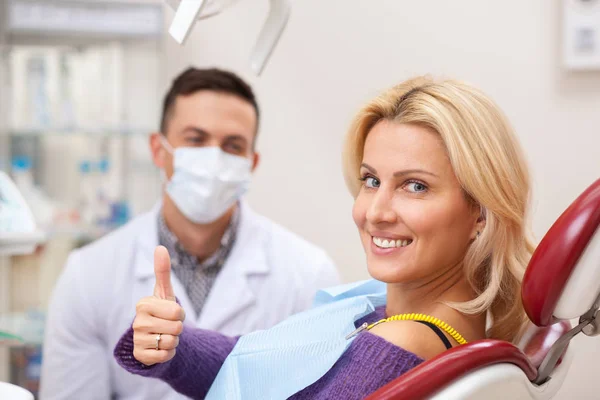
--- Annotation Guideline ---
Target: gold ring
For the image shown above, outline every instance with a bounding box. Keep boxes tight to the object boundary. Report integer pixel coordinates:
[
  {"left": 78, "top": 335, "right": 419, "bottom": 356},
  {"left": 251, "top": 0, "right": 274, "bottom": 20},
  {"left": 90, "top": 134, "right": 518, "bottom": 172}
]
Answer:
[{"left": 155, "top": 333, "right": 162, "bottom": 351}]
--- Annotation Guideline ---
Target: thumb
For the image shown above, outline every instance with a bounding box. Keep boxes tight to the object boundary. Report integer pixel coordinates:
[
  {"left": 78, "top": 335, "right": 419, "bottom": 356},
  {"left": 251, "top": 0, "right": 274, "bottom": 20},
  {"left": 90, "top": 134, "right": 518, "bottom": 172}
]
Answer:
[{"left": 153, "top": 245, "right": 175, "bottom": 301}]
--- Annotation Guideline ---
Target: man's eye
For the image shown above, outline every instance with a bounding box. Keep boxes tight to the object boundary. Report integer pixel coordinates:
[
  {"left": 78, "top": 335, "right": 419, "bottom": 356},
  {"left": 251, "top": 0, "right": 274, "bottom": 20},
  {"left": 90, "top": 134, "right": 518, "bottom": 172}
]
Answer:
[
  {"left": 224, "top": 143, "right": 244, "bottom": 154},
  {"left": 186, "top": 137, "right": 204, "bottom": 144}
]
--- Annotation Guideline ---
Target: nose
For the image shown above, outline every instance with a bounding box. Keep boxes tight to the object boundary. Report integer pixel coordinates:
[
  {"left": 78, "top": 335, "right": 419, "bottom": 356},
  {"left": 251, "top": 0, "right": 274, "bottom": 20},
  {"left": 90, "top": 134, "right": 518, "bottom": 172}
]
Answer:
[
  {"left": 206, "top": 138, "right": 221, "bottom": 147},
  {"left": 366, "top": 189, "right": 397, "bottom": 225}
]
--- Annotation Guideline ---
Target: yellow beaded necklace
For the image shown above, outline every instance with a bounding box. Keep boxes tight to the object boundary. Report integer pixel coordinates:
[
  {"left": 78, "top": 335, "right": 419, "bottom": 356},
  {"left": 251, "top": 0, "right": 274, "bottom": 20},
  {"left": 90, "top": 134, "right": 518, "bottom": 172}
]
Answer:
[{"left": 346, "top": 313, "right": 468, "bottom": 345}]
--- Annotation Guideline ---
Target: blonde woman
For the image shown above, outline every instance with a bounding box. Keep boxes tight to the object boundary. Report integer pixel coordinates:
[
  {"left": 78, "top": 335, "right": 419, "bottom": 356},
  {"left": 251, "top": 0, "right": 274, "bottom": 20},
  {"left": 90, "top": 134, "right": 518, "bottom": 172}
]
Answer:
[{"left": 114, "top": 76, "right": 534, "bottom": 399}]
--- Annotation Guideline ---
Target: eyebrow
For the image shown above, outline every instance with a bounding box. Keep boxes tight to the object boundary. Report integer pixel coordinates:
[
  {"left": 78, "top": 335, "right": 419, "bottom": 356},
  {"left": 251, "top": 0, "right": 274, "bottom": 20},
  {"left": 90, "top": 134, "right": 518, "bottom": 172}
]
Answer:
[
  {"left": 181, "top": 126, "right": 208, "bottom": 135},
  {"left": 360, "top": 163, "right": 439, "bottom": 178},
  {"left": 181, "top": 126, "right": 248, "bottom": 144}
]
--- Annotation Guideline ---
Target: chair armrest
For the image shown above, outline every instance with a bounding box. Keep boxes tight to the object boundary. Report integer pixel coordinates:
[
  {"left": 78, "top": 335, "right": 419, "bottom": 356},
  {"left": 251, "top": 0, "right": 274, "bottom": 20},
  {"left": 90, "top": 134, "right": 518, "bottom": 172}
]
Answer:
[{"left": 366, "top": 340, "right": 536, "bottom": 400}]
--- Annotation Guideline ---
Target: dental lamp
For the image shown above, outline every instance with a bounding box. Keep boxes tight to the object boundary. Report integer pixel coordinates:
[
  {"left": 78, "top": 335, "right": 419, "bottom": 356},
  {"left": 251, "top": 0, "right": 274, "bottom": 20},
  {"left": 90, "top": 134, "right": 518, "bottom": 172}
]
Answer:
[{"left": 165, "top": 0, "right": 291, "bottom": 75}]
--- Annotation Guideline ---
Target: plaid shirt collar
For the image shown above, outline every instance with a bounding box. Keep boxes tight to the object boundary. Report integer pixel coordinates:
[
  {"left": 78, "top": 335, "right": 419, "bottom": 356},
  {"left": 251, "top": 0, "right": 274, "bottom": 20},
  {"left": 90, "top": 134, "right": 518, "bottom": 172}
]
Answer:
[{"left": 157, "top": 205, "right": 240, "bottom": 271}]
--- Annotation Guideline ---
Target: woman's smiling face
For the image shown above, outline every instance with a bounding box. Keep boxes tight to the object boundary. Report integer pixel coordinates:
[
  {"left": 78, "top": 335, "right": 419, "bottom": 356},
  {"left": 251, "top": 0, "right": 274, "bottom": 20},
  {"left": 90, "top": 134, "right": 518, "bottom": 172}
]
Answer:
[{"left": 352, "top": 120, "right": 481, "bottom": 284}]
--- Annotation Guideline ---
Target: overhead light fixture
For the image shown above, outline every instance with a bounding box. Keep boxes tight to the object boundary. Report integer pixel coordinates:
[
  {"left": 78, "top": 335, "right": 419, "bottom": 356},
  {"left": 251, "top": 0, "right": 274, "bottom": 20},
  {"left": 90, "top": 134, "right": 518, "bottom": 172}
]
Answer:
[{"left": 165, "top": 0, "right": 291, "bottom": 75}]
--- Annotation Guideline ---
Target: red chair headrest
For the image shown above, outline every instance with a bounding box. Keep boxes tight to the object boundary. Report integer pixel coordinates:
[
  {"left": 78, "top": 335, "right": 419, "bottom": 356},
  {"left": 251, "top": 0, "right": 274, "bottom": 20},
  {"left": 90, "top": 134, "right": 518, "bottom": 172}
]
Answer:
[{"left": 522, "top": 178, "right": 600, "bottom": 326}]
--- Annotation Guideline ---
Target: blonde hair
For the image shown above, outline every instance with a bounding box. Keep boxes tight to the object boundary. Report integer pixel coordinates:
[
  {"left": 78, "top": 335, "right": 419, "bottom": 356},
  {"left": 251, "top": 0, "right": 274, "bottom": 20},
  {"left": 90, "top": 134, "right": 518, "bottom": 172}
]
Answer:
[{"left": 343, "top": 76, "right": 535, "bottom": 343}]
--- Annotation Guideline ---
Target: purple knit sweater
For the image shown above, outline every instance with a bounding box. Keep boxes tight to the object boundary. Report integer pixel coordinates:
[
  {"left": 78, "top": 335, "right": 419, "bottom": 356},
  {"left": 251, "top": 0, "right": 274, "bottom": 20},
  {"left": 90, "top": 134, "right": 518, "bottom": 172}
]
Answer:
[{"left": 114, "top": 307, "right": 423, "bottom": 399}]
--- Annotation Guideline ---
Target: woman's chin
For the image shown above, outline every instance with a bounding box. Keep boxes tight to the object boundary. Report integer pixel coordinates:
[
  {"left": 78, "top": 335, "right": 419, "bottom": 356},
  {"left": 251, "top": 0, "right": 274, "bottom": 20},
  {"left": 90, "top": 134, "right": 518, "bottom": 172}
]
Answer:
[{"left": 367, "top": 262, "right": 413, "bottom": 283}]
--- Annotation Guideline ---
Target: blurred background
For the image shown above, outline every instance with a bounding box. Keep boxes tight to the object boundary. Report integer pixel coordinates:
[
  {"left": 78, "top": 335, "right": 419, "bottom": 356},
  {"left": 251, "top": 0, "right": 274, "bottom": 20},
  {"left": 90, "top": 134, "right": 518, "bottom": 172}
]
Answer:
[{"left": 0, "top": 0, "right": 599, "bottom": 398}]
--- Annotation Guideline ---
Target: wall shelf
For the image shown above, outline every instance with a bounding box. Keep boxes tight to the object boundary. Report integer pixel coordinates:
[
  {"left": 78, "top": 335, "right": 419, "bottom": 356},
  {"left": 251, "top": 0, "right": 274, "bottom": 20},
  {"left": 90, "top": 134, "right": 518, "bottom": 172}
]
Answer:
[
  {"left": 6, "top": 0, "right": 164, "bottom": 40},
  {"left": 0, "top": 312, "right": 45, "bottom": 348},
  {"left": 9, "top": 127, "right": 153, "bottom": 137},
  {"left": 0, "top": 0, "right": 165, "bottom": 390},
  {"left": 0, "top": 231, "right": 46, "bottom": 257}
]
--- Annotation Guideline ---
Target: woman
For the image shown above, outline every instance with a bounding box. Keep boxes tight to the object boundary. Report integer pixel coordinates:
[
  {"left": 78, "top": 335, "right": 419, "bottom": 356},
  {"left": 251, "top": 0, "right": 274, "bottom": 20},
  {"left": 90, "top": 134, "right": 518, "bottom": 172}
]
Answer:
[{"left": 114, "top": 76, "right": 534, "bottom": 399}]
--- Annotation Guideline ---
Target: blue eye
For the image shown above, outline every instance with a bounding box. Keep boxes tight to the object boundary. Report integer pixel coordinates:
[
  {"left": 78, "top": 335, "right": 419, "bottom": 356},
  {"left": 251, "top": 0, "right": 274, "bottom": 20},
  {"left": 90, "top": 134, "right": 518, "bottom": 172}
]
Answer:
[
  {"left": 405, "top": 181, "right": 427, "bottom": 193},
  {"left": 361, "top": 176, "right": 380, "bottom": 188}
]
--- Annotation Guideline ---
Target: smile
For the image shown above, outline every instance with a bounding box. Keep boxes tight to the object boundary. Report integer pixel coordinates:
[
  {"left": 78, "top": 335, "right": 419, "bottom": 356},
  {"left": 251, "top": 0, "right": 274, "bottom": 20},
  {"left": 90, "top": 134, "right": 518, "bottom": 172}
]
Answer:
[{"left": 372, "top": 237, "right": 413, "bottom": 249}]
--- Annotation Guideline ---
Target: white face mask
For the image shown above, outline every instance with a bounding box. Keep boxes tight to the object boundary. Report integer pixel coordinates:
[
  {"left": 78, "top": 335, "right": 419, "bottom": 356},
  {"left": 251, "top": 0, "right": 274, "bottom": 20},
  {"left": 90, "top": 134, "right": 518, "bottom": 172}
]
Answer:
[{"left": 161, "top": 139, "right": 252, "bottom": 224}]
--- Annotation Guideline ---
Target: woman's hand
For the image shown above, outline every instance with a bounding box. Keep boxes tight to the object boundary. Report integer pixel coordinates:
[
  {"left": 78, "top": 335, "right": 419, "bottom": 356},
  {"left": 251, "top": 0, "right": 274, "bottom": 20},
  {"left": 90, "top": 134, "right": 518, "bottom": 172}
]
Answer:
[{"left": 132, "top": 246, "right": 186, "bottom": 366}]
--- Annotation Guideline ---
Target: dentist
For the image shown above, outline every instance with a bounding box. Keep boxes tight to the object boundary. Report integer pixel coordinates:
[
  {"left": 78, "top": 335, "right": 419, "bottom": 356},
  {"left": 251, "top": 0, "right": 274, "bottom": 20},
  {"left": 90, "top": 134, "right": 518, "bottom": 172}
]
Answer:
[{"left": 40, "top": 67, "right": 340, "bottom": 400}]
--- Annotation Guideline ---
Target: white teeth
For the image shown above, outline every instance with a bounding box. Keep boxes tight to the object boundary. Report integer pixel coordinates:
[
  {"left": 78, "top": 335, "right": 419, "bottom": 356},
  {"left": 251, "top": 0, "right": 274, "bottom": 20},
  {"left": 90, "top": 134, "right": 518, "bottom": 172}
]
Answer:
[{"left": 373, "top": 237, "right": 412, "bottom": 249}]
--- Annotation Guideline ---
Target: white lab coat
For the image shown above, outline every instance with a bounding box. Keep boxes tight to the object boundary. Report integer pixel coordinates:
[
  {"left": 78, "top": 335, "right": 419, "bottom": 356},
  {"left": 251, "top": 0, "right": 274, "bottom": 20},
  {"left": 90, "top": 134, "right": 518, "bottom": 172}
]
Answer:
[{"left": 40, "top": 201, "right": 340, "bottom": 400}]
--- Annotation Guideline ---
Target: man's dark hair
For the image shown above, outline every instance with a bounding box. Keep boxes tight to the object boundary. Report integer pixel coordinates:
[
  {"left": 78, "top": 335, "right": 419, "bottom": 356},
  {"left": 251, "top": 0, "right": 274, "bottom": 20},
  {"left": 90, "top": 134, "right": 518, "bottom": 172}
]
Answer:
[{"left": 160, "top": 67, "right": 260, "bottom": 134}]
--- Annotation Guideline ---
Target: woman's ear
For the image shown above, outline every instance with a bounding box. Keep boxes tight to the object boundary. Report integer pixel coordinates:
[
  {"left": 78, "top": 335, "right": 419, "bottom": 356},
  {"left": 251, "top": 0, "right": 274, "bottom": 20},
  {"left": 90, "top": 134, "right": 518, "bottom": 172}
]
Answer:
[{"left": 472, "top": 206, "right": 487, "bottom": 239}]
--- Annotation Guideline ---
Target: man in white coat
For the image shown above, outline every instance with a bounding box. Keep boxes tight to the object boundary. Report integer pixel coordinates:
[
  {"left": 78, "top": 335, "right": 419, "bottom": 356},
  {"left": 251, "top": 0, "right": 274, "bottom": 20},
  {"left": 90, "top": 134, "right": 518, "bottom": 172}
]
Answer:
[{"left": 40, "top": 67, "right": 340, "bottom": 400}]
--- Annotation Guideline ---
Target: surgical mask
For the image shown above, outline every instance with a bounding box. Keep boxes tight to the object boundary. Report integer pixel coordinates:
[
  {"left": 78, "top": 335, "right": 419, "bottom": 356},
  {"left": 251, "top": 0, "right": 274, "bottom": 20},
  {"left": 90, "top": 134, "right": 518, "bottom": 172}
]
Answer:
[{"left": 161, "top": 139, "right": 252, "bottom": 224}]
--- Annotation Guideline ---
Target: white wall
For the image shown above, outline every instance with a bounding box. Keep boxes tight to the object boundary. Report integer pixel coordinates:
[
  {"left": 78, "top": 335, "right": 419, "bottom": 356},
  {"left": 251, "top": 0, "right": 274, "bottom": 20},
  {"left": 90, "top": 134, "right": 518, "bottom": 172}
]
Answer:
[{"left": 160, "top": 0, "right": 599, "bottom": 398}]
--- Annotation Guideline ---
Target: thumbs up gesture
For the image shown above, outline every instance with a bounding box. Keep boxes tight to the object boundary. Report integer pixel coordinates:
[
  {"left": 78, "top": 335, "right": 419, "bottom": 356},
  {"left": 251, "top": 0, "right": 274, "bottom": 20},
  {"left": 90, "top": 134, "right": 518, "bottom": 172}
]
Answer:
[
  {"left": 132, "top": 246, "right": 186, "bottom": 366},
  {"left": 153, "top": 245, "right": 176, "bottom": 301}
]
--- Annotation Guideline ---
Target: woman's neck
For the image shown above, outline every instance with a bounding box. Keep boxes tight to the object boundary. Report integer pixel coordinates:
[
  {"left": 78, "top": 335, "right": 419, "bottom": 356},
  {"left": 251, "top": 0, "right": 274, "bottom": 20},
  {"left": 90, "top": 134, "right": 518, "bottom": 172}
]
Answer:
[
  {"left": 384, "top": 263, "right": 487, "bottom": 342},
  {"left": 386, "top": 262, "right": 468, "bottom": 314}
]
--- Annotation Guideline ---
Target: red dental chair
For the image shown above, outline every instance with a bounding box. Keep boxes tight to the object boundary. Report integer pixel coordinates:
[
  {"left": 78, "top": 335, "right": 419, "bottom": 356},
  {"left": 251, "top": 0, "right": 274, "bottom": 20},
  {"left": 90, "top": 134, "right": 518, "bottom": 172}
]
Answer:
[{"left": 367, "top": 178, "right": 600, "bottom": 400}]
